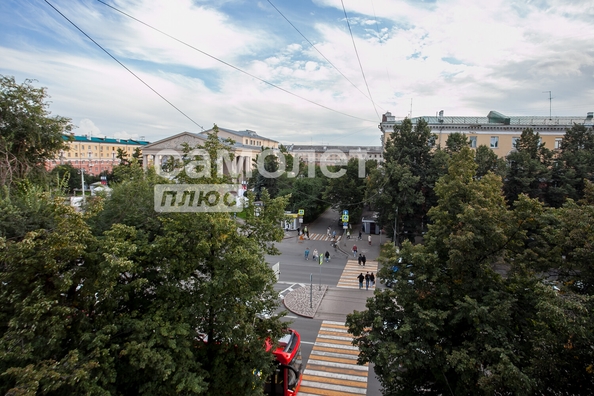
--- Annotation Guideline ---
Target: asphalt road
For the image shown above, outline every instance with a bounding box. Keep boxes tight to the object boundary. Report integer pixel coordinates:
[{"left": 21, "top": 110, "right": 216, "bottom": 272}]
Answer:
[{"left": 267, "top": 207, "right": 384, "bottom": 396}]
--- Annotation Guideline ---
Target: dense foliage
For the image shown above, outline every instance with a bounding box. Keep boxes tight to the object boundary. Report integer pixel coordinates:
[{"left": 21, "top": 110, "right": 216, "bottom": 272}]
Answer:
[
  {"left": 347, "top": 147, "right": 594, "bottom": 394},
  {"left": 0, "top": 76, "right": 72, "bottom": 187},
  {"left": 1, "top": 127, "right": 290, "bottom": 395}
]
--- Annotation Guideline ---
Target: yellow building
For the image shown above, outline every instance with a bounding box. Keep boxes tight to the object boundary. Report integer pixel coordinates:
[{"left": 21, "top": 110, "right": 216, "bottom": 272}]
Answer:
[
  {"left": 48, "top": 133, "right": 150, "bottom": 175},
  {"left": 380, "top": 110, "right": 594, "bottom": 157}
]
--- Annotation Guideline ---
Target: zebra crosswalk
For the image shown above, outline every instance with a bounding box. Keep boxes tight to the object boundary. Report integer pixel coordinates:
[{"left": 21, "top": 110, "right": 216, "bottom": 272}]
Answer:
[
  {"left": 299, "top": 321, "right": 368, "bottom": 395},
  {"left": 336, "top": 259, "right": 378, "bottom": 289},
  {"left": 298, "top": 233, "right": 342, "bottom": 242}
]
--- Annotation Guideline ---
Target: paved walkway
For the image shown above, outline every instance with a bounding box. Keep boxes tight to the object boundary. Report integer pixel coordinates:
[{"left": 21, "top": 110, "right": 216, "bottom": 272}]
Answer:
[
  {"left": 299, "top": 321, "right": 369, "bottom": 395},
  {"left": 337, "top": 259, "right": 378, "bottom": 290}
]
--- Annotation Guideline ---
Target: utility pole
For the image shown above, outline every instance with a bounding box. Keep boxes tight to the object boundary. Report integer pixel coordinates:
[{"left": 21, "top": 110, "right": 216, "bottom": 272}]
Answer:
[
  {"left": 80, "top": 168, "right": 85, "bottom": 203},
  {"left": 393, "top": 207, "right": 398, "bottom": 248},
  {"left": 543, "top": 91, "right": 552, "bottom": 120}
]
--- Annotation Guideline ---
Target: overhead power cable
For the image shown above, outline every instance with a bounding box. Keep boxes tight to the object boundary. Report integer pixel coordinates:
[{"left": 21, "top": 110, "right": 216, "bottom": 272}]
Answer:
[
  {"left": 266, "top": 0, "right": 380, "bottom": 109},
  {"left": 341, "top": 0, "right": 381, "bottom": 121},
  {"left": 43, "top": 0, "right": 205, "bottom": 131},
  {"left": 96, "top": 0, "right": 377, "bottom": 124},
  {"left": 369, "top": 0, "right": 394, "bottom": 91}
]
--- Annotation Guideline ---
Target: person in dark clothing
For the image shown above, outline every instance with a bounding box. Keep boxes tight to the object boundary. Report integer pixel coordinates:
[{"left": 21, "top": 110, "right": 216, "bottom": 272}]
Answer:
[
  {"left": 362, "top": 254, "right": 366, "bottom": 266},
  {"left": 370, "top": 272, "right": 375, "bottom": 287},
  {"left": 325, "top": 251, "right": 330, "bottom": 262},
  {"left": 358, "top": 253, "right": 362, "bottom": 265},
  {"left": 357, "top": 273, "right": 365, "bottom": 289},
  {"left": 365, "top": 272, "right": 370, "bottom": 290}
]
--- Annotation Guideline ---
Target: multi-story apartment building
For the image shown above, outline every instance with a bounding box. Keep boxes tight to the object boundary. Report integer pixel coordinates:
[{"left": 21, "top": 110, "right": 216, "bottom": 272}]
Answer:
[
  {"left": 379, "top": 110, "right": 594, "bottom": 157},
  {"left": 47, "top": 134, "right": 150, "bottom": 176}
]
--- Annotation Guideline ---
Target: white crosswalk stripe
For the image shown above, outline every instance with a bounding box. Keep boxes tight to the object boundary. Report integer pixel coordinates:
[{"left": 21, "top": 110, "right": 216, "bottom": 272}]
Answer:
[
  {"left": 299, "top": 321, "right": 368, "bottom": 396},
  {"left": 336, "top": 259, "right": 378, "bottom": 289}
]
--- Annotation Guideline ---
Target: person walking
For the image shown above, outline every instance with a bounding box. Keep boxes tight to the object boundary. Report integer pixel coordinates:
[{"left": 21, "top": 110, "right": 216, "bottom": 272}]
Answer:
[
  {"left": 358, "top": 253, "right": 362, "bottom": 265},
  {"left": 368, "top": 234, "right": 372, "bottom": 245},
  {"left": 365, "top": 272, "right": 370, "bottom": 290},
  {"left": 332, "top": 230, "right": 336, "bottom": 239},
  {"left": 352, "top": 244, "right": 358, "bottom": 258},
  {"left": 312, "top": 249, "right": 318, "bottom": 261},
  {"left": 327, "top": 226, "right": 331, "bottom": 236},
  {"left": 362, "top": 254, "right": 366, "bottom": 266},
  {"left": 358, "top": 230, "right": 362, "bottom": 240},
  {"left": 347, "top": 230, "right": 351, "bottom": 239},
  {"left": 370, "top": 272, "right": 375, "bottom": 287},
  {"left": 357, "top": 273, "right": 365, "bottom": 289},
  {"left": 325, "top": 251, "right": 330, "bottom": 262},
  {"left": 304, "top": 247, "right": 310, "bottom": 260}
]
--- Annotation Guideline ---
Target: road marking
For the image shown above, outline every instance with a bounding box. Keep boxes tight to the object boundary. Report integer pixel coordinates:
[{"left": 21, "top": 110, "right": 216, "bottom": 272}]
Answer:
[
  {"left": 300, "top": 321, "right": 368, "bottom": 396},
  {"left": 336, "top": 259, "right": 378, "bottom": 289}
]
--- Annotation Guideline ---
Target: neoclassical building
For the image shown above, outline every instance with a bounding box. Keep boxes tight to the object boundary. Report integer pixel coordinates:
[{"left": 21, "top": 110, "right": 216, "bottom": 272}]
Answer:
[
  {"left": 141, "top": 127, "right": 279, "bottom": 181},
  {"left": 379, "top": 110, "right": 594, "bottom": 157}
]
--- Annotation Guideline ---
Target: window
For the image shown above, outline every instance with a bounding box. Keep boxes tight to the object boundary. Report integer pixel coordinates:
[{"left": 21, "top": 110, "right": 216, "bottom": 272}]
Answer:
[
  {"left": 469, "top": 136, "right": 477, "bottom": 148},
  {"left": 490, "top": 136, "right": 499, "bottom": 149},
  {"left": 512, "top": 137, "right": 520, "bottom": 149},
  {"left": 555, "top": 138, "right": 562, "bottom": 149}
]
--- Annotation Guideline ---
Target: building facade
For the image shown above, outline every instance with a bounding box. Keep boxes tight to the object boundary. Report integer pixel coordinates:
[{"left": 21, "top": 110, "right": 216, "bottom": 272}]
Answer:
[
  {"left": 47, "top": 134, "right": 150, "bottom": 176},
  {"left": 379, "top": 110, "right": 594, "bottom": 157},
  {"left": 141, "top": 127, "right": 279, "bottom": 182},
  {"left": 287, "top": 145, "right": 383, "bottom": 167}
]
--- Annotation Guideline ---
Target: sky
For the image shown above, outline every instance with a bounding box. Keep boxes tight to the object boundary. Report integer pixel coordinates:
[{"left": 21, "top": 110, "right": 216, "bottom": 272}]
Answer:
[{"left": 1, "top": 0, "right": 593, "bottom": 146}]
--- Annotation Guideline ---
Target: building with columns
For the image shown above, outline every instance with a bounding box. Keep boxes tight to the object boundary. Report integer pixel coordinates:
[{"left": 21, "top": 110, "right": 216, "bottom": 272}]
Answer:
[
  {"left": 379, "top": 110, "right": 594, "bottom": 158},
  {"left": 47, "top": 134, "right": 150, "bottom": 176},
  {"left": 141, "top": 127, "right": 279, "bottom": 181}
]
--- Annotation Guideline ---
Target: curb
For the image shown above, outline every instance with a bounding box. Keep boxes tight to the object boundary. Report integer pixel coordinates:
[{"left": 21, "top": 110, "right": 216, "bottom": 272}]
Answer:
[{"left": 283, "top": 285, "right": 328, "bottom": 318}]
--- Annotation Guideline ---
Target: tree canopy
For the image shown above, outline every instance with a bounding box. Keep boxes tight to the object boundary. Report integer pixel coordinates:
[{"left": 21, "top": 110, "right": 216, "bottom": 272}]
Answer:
[
  {"left": 347, "top": 147, "right": 594, "bottom": 395},
  {"left": 0, "top": 76, "right": 72, "bottom": 187}
]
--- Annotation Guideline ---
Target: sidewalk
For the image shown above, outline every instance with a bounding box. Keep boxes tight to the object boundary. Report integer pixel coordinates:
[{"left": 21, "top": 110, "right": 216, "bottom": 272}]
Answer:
[{"left": 283, "top": 286, "right": 374, "bottom": 320}]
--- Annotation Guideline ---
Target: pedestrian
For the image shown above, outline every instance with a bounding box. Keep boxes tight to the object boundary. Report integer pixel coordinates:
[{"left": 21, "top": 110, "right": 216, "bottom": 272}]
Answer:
[
  {"left": 332, "top": 230, "right": 336, "bottom": 239},
  {"left": 357, "top": 273, "right": 365, "bottom": 289},
  {"left": 305, "top": 248, "right": 310, "bottom": 260},
  {"left": 368, "top": 235, "right": 372, "bottom": 245},
  {"left": 370, "top": 272, "right": 375, "bottom": 287},
  {"left": 362, "top": 254, "right": 366, "bottom": 266},
  {"left": 365, "top": 272, "right": 370, "bottom": 290},
  {"left": 297, "top": 227, "right": 300, "bottom": 235},
  {"left": 312, "top": 249, "right": 318, "bottom": 260},
  {"left": 347, "top": 230, "right": 351, "bottom": 239},
  {"left": 325, "top": 251, "right": 330, "bottom": 262},
  {"left": 358, "top": 230, "right": 362, "bottom": 240},
  {"left": 352, "top": 244, "right": 358, "bottom": 257},
  {"left": 327, "top": 226, "right": 331, "bottom": 236},
  {"left": 358, "top": 253, "right": 362, "bottom": 265}
]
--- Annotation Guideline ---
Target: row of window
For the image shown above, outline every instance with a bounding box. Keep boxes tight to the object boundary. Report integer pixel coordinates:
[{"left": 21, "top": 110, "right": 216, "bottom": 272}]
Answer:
[
  {"left": 468, "top": 136, "right": 562, "bottom": 150},
  {"left": 69, "top": 145, "right": 134, "bottom": 151}
]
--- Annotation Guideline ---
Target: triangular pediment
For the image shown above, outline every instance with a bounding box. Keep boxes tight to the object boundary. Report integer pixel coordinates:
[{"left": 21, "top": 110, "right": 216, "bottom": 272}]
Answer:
[{"left": 141, "top": 132, "right": 206, "bottom": 153}]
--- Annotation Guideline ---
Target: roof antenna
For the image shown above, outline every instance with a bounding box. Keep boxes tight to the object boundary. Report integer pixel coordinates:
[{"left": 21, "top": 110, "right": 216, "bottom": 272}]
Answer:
[
  {"left": 409, "top": 98, "right": 413, "bottom": 118},
  {"left": 543, "top": 91, "right": 552, "bottom": 120}
]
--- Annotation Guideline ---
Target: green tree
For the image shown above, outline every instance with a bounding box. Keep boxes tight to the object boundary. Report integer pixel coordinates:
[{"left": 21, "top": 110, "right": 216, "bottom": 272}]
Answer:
[
  {"left": 550, "top": 123, "right": 594, "bottom": 204},
  {"left": 369, "top": 118, "right": 442, "bottom": 243},
  {"left": 504, "top": 128, "right": 553, "bottom": 204},
  {"left": 0, "top": 76, "right": 73, "bottom": 187},
  {"left": 347, "top": 147, "right": 594, "bottom": 394},
  {"left": 323, "top": 158, "right": 376, "bottom": 225},
  {"left": 474, "top": 145, "right": 507, "bottom": 178}
]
